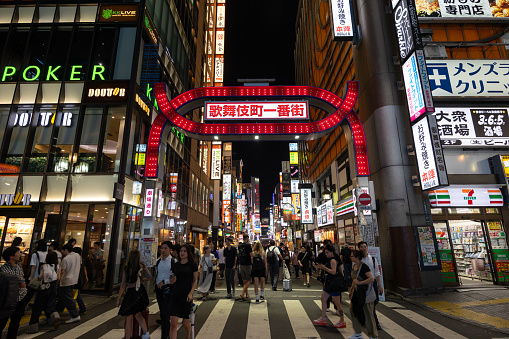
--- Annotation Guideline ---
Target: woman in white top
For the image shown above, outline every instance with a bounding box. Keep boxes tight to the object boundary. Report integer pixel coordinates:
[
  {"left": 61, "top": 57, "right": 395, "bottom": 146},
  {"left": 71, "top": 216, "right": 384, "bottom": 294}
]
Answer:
[{"left": 195, "top": 245, "right": 216, "bottom": 299}]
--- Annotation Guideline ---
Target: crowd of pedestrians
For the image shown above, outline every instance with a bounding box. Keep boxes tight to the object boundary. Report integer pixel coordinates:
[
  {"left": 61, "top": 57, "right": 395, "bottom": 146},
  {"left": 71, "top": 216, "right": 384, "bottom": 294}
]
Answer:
[{"left": 1, "top": 235, "right": 382, "bottom": 339}]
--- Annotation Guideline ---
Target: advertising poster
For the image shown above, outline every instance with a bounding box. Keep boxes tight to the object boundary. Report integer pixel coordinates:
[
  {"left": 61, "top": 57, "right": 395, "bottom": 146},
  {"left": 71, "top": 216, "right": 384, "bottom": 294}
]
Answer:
[
  {"left": 140, "top": 238, "right": 157, "bottom": 267},
  {"left": 417, "top": 226, "right": 438, "bottom": 267},
  {"left": 367, "top": 247, "right": 385, "bottom": 302},
  {"left": 416, "top": 0, "right": 507, "bottom": 18},
  {"left": 434, "top": 227, "right": 457, "bottom": 283}
]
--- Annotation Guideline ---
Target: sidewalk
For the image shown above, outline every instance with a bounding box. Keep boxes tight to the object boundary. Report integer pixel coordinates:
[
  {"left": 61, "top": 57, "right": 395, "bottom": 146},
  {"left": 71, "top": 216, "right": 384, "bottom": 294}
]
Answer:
[{"left": 405, "top": 286, "right": 509, "bottom": 335}]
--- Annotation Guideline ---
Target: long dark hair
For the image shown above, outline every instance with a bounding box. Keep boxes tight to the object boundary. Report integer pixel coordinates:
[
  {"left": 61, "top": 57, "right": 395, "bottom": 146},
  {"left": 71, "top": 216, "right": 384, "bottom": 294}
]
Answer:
[
  {"left": 180, "top": 244, "right": 196, "bottom": 268},
  {"left": 46, "top": 252, "right": 58, "bottom": 266},
  {"left": 125, "top": 249, "right": 142, "bottom": 284}
]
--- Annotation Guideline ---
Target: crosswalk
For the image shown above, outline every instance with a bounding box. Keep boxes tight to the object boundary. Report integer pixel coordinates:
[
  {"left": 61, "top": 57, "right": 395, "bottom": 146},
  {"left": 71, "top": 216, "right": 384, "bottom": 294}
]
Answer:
[{"left": 13, "top": 297, "right": 507, "bottom": 339}]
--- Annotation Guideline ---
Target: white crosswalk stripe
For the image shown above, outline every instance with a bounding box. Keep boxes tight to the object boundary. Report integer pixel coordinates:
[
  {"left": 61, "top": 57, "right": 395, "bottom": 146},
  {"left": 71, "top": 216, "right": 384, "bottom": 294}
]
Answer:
[
  {"left": 195, "top": 299, "right": 235, "bottom": 339},
  {"left": 393, "top": 309, "right": 468, "bottom": 339},
  {"left": 376, "top": 311, "right": 418, "bottom": 339},
  {"left": 284, "top": 299, "right": 321, "bottom": 339},
  {"left": 97, "top": 329, "right": 124, "bottom": 338},
  {"left": 246, "top": 301, "right": 271, "bottom": 339}
]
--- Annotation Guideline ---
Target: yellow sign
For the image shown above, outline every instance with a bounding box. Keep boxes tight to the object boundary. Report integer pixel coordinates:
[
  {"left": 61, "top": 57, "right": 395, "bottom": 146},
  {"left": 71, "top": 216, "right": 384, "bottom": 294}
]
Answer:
[
  {"left": 0, "top": 193, "right": 31, "bottom": 208},
  {"left": 135, "top": 153, "right": 146, "bottom": 165},
  {"left": 502, "top": 156, "right": 509, "bottom": 178},
  {"left": 289, "top": 152, "right": 298, "bottom": 165}
]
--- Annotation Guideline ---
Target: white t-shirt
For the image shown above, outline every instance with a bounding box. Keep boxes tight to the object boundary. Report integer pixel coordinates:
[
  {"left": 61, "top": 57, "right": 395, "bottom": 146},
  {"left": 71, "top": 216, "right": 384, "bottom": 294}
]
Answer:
[
  {"left": 30, "top": 251, "right": 47, "bottom": 278},
  {"left": 266, "top": 246, "right": 281, "bottom": 261},
  {"left": 55, "top": 251, "right": 62, "bottom": 265},
  {"left": 361, "top": 254, "right": 380, "bottom": 278},
  {"left": 218, "top": 248, "right": 225, "bottom": 264},
  {"left": 60, "top": 252, "right": 81, "bottom": 287}
]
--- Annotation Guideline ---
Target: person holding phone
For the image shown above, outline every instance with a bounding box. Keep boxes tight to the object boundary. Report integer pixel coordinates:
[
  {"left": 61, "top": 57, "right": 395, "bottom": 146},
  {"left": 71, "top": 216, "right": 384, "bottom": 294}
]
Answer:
[{"left": 169, "top": 244, "right": 198, "bottom": 339}]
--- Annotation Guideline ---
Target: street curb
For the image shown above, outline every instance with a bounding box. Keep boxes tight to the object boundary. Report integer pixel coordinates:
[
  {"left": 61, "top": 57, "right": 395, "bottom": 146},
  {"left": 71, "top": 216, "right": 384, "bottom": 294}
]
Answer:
[{"left": 389, "top": 291, "right": 509, "bottom": 336}]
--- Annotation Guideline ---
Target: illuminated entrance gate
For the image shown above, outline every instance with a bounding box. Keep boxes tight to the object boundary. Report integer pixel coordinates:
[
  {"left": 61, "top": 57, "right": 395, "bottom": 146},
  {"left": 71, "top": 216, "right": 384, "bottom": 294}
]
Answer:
[{"left": 144, "top": 81, "right": 369, "bottom": 178}]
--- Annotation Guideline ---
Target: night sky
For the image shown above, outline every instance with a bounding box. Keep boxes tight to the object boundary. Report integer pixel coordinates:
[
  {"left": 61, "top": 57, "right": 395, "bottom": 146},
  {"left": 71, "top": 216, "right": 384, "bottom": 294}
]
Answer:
[{"left": 224, "top": 1, "right": 299, "bottom": 219}]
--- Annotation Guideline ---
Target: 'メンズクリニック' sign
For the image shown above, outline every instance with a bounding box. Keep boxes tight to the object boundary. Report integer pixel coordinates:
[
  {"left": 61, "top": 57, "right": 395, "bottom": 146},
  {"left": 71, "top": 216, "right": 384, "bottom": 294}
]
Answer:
[{"left": 205, "top": 101, "right": 309, "bottom": 120}]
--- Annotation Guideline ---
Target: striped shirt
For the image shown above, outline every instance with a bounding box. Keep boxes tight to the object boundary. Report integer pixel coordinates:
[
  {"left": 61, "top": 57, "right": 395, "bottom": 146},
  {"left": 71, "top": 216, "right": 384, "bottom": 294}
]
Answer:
[{"left": 0, "top": 262, "right": 27, "bottom": 301}]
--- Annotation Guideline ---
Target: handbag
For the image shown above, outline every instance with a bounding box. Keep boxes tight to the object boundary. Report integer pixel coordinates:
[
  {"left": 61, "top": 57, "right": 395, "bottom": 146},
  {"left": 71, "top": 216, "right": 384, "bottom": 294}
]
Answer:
[{"left": 28, "top": 278, "right": 41, "bottom": 290}]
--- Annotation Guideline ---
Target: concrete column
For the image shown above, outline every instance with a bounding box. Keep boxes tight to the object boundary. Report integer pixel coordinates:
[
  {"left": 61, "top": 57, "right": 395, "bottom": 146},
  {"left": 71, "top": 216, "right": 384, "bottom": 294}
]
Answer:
[{"left": 352, "top": 0, "right": 442, "bottom": 291}]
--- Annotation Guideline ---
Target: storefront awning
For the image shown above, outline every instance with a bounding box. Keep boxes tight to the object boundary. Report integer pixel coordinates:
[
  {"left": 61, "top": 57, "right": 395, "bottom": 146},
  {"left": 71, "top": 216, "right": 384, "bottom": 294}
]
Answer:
[{"left": 429, "top": 188, "right": 504, "bottom": 207}]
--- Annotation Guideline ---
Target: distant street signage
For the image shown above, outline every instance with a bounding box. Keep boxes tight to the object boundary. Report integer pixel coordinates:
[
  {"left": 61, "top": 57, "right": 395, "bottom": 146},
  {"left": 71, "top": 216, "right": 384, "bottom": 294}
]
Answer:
[
  {"left": 317, "top": 199, "right": 334, "bottom": 227},
  {"left": 416, "top": 0, "right": 502, "bottom": 18},
  {"left": 300, "top": 188, "right": 313, "bottom": 224},
  {"left": 330, "top": 0, "right": 354, "bottom": 41},
  {"left": 211, "top": 142, "right": 222, "bottom": 180},
  {"left": 412, "top": 115, "right": 448, "bottom": 190},
  {"left": 426, "top": 60, "right": 509, "bottom": 98},
  {"left": 205, "top": 101, "right": 309, "bottom": 120},
  {"left": 99, "top": 4, "right": 139, "bottom": 22},
  {"left": 337, "top": 195, "right": 356, "bottom": 216},
  {"left": 434, "top": 107, "right": 509, "bottom": 147}
]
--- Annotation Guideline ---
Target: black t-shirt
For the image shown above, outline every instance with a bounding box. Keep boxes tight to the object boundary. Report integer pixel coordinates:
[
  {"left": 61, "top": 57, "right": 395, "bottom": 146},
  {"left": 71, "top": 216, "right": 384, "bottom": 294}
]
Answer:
[
  {"left": 316, "top": 251, "right": 327, "bottom": 265},
  {"left": 172, "top": 261, "right": 198, "bottom": 295},
  {"left": 297, "top": 251, "right": 310, "bottom": 266},
  {"left": 325, "top": 254, "right": 342, "bottom": 277},
  {"left": 223, "top": 246, "right": 237, "bottom": 268},
  {"left": 238, "top": 243, "right": 253, "bottom": 265},
  {"left": 354, "top": 262, "right": 371, "bottom": 281}
]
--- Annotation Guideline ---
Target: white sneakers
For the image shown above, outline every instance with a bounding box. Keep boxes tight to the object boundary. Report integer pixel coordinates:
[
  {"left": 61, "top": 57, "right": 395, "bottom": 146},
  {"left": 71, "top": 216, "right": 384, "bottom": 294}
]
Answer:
[
  {"left": 141, "top": 332, "right": 151, "bottom": 339},
  {"left": 348, "top": 333, "right": 363, "bottom": 339},
  {"left": 65, "top": 316, "right": 80, "bottom": 324}
]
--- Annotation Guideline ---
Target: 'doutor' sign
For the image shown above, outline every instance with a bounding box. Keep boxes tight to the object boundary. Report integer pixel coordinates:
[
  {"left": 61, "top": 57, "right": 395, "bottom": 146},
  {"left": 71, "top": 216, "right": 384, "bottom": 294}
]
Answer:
[{"left": 358, "top": 193, "right": 371, "bottom": 206}]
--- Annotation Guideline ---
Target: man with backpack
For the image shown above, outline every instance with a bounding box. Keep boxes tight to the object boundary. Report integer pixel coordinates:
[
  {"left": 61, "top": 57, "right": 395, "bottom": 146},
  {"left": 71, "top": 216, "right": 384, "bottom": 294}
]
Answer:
[
  {"left": 237, "top": 233, "right": 253, "bottom": 301},
  {"left": 0, "top": 246, "right": 27, "bottom": 339},
  {"left": 266, "top": 240, "right": 283, "bottom": 291}
]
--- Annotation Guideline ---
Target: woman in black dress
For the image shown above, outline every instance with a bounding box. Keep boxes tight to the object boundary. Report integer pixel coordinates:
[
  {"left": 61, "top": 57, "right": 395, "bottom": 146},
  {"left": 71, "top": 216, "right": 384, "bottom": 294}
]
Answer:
[{"left": 169, "top": 244, "right": 198, "bottom": 339}]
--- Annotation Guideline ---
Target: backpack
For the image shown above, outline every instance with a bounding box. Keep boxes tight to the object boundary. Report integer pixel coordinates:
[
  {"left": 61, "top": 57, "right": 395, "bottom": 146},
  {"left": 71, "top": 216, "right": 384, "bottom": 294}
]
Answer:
[
  {"left": 0, "top": 272, "right": 20, "bottom": 319},
  {"left": 267, "top": 247, "right": 277, "bottom": 264},
  {"left": 253, "top": 254, "right": 264, "bottom": 270}
]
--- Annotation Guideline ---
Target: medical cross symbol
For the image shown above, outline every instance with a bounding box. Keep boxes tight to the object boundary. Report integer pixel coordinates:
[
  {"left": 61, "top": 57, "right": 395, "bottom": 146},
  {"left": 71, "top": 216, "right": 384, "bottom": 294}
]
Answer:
[{"left": 429, "top": 69, "right": 447, "bottom": 86}]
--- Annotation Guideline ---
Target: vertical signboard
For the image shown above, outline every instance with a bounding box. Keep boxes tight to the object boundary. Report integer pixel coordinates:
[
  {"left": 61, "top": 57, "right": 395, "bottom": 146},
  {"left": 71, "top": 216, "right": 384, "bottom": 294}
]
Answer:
[
  {"left": 211, "top": 142, "right": 222, "bottom": 179},
  {"left": 330, "top": 0, "right": 355, "bottom": 41},
  {"left": 144, "top": 189, "right": 154, "bottom": 217},
  {"left": 412, "top": 115, "right": 448, "bottom": 190},
  {"left": 415, "top": 50, "right": 434, "bottom": 113},
  {"left": 300, "top": 188, "right": 313, "bottom": 224},
  {"left": 402, "top": 52, "right": 426, "bottom": 122},
  {"left": 222, "top": 174, "right": 231, "bottom": 201},
  {"left": 392, "top": 0, "right": 422, "bottom": 62},
  {"left": 317, "top": 200, "right": 334, "bottom": 227}
]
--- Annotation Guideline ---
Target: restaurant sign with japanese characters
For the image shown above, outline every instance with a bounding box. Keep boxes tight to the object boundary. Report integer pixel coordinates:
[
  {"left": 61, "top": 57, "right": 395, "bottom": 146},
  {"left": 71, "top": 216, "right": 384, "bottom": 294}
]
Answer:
[
  {"left": 434, "top": 107, "right": 509, "bottom": 147},
  {"left": 205, "top": 101, "right": 309, "bottom": 120},
  {"left": 416, "top": 0, "right": 507, "bottom": 18},
  {"left": 330, "top": 0, "right": 355, "bottom": 41},
  {"left": 426, "top": 60, "right": 509, "bottom": 98},
  {"left": 412, "top": 115, "right": 448, "bottom": 190}
]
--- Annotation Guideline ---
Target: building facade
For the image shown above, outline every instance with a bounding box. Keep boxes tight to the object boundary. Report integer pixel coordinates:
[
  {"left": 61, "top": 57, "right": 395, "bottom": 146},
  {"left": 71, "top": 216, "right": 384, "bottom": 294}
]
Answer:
[
  {"left": 295, "top": 0, "right": 509, "bottom": 292},
  {"left": 0, "top": 0, "right": 210, "bottom": 294}
]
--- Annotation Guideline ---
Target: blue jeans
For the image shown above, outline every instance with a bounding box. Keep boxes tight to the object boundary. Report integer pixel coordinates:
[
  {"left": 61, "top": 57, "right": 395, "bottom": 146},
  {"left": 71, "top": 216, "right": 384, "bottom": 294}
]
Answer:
[
  {"left": 76, "top": 290, "right": 86, "bottom": 312},
  {"left": 343, "top": 263, "right": 353, "bottom": 287}
]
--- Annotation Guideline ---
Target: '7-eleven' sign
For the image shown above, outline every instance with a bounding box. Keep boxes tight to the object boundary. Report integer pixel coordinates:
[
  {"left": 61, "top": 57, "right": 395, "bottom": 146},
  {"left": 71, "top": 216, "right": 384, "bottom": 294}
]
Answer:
[{"left": 429, "top": 188, "right": 503, "bottom": 207}]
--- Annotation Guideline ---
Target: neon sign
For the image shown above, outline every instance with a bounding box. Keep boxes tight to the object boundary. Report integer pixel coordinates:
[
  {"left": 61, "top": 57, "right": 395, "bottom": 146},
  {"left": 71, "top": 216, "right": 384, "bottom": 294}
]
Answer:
[{"left": 1, "top": 65, "right": 106, "bottom": 82}]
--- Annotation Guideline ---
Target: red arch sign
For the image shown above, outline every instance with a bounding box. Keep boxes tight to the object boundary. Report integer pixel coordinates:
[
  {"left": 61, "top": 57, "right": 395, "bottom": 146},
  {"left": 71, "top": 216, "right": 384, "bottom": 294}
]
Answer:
[{"left": 145, "top": 81, "right": 369, "bottom": 177}]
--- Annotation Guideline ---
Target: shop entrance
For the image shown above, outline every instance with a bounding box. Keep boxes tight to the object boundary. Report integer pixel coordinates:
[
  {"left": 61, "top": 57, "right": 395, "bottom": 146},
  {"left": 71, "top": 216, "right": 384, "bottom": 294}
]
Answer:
[
  {"left": 433, "top": 218, "right": 508, "bottom": 286},
  {"left": 0, "top": 217, "right": 35, "bottom": 271}
]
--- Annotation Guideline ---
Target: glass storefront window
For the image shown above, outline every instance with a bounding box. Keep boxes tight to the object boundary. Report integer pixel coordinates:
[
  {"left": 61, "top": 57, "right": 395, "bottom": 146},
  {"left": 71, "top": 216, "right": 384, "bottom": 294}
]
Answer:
[
  {"left": 57, "top": 5, "right": 77, "bottom": 23},
  {"left": 70, "top": 174, "right": 117, "bottom": 202},
  {"left": 0, "top": 7, "right": 14, "bottom": 23},
  {"left": 62, "top": 83, "right": 84, "bottom": 103},
  {"left": 91, "top": 27, "right": 116, "bottom": 80},
  {"left": 7, "top": 107, "right": 31, "bottom": 155},
  {"left": 75, "top": 107, "right": 102, "bottom": 173},
  {"left": 42, "top": 204, "right": 62, "bottom": 243},
  {"left": 0, "top": 107, "right": 10, "bottom": 144},
  {"left": 45, "top": 27, "right": 72, "bottom": 83},
  {"left": 36, "top": 6, "right": 56, "bottom": 23},
  {"left": 1, "top": 218, "right": 34, "bottom": 270},
  {"left": 65, "top": 204, "right": 89, "bottom": 248},
  {"left": 26, "top": 109, "right": 54, "bottom": 172},
  {"left": 40, "top": 83, "right": 62, "bottom": 104},
  {"left": 102, "top": 107, "right": 126, "bottom": 172},
  {"left": 20, "top": 175, "right": 43, "bottom": 201},
  {"left": 68, "top": 27, "right": 94, "bottom": 81},
  {"left": 18, "top": 84, "right": 39, "bottom": 104},
  {"left": 486, "top": 208, "right": 499, "bottom": 214},
  {"left": 1, "top": 28, "right": 29, "bottom": 82},
  {"left": 78, "top": 5, "right": 97, "bottom": 22},
  {"left": 448, "top": 208, "right": 481, "bottom": 214},
  {"left": 16, "top": 6, "right": 35, "bottom": 24},
  {"left": 45, "top": 175, "right": 68, "bottom": 201},
  {"left": 85, "top": 204, "right": 112, "bottom": 289},
  {"left": 49, "top": 108, "right": 79, "bottom": 173},
  {"left": 25, "top": 28, "right": 51, "bottom": 76},
  {"left": 0, "top": 175, "right": 18, "bottom": 194}
]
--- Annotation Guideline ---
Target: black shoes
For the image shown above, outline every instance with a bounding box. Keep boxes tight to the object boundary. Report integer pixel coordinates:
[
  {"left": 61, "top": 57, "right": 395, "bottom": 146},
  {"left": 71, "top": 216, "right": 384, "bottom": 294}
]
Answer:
[
  {"left": 376, "top": 322, "right": 382, "bottom": 331},
  {"left": 156, "top": 319, "right": 162, "bottom": 324},
  {"left": 272, "top": 287, "right": 277, "bottom": 291}
]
